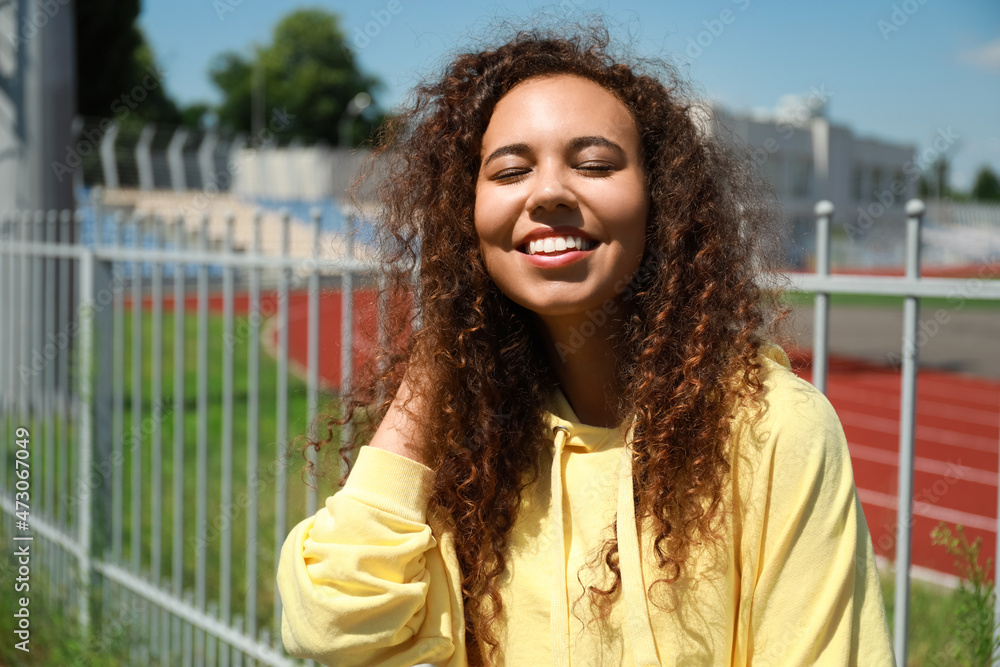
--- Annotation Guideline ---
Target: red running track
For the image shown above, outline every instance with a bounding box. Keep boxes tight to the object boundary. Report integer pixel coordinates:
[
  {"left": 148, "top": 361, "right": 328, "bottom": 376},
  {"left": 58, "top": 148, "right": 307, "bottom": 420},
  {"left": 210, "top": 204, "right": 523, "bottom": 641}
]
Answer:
[
  {"left": 787, "top": 350, "right": 999, "bottom": 580},
  {"left": 128, "top": 290, "right": 1000, "bottom": 580}
]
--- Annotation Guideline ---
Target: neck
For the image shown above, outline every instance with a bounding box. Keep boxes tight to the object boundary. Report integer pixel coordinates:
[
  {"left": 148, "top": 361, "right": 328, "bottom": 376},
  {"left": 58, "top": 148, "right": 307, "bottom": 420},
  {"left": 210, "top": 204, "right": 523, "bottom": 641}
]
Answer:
[{"left": 536, "top": 308, "right": 628, "bottom": 428}]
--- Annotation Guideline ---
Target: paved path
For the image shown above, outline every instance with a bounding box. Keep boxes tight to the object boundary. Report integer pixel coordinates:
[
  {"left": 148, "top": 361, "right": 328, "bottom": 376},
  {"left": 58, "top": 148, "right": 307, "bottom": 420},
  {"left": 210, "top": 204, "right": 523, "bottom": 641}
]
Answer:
[{"left": 785, "top": 305, "right": 1000, "bottom": 379}]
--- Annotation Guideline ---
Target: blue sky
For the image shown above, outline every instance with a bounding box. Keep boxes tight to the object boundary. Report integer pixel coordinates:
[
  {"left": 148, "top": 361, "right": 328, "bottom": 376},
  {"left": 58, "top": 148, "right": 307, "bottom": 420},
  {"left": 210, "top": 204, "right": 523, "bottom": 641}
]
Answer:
[{"left": 138, "top": 0, "right": 1000, "bottom": 190}]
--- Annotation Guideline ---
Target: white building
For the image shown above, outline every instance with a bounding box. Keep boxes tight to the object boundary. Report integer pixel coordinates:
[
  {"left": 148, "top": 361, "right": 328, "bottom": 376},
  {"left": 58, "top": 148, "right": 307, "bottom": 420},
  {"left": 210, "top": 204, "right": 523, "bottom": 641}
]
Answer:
[{"left": 698, "top": 94, "right": 917, "bottom": 268}]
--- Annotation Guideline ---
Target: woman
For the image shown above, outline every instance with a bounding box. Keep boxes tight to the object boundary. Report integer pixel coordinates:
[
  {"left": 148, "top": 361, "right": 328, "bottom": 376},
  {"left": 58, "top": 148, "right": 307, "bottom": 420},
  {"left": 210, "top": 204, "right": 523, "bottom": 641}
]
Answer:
[{"left": 277, "top": 23, "right": 895, "bottom": 667}]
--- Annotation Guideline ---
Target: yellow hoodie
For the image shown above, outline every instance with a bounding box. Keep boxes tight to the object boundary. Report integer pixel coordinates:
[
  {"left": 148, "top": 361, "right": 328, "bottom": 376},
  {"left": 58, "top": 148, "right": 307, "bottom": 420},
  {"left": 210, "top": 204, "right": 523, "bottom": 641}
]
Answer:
[{"left": 277, "top": 346, "right": 895, "bottom": 666}]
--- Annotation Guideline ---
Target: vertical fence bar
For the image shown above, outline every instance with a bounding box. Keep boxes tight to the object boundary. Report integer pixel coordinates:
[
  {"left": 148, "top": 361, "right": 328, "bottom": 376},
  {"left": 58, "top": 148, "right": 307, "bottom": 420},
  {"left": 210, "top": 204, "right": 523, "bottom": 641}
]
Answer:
[
  {"left": 69, "top": 210, "right": 82, "bottom": 617},
  {"left": 246, "top": 212, "right": 261, "bottom": 646},
  {"left": 152, "top": 215, "right": 164, "bottom": 589},
  {"left": 12, "top": 212, "right": 21, "bottom": 430},
  {"left": 0, "top": 214, "right": 7, "bottom": 497},
  {"left": 45, "top": 211, "right": 57, "bottom": 523},
  {"left": 8, "top": 212, "right": 15, "bottom": 437},
  {"left": 7, "top": 212, "right": 14, "bottom": 443},
  {"left": 32, "top": 211, "right": 43, "bottom": 452},
  {"left": 274, "top": 211, "right": 290, "bottom": 642},
  {"left": 77, "top": 248, "right": 94, "bottom": 632},
  {"left": 161, "top": 597, "right": 171, "bottom": 666},
  {"left": 220, "top": 212, "right": 235, "bottom": 667},
  {"left": 306, "top": 207, "right": 321, "bottom": 517},
  {"left": 58, "top": 210, "right": 72, "bottom": 532},
  {"left": 173, "top": 214, "right": 187, "bottom": 660},
  {"left": 196, "top": 212, "right": 210, "bottom": 664},
  {"left": 208, "top": 600, "right": 219, "bottom": 667},
  {"left": 47, "top": 215, "right": 62, "bottom": 610},
  {"left": 340, "top": 211, "right": 355, "bottom": 480},
  {"left": 184, "top": 590, "right": 194, "bottom": 666},
  {"left": 893, "top": 198, "right": 925, "bottom": 666},
  {"left": 131, "top": 214, "right": 144, "bottom": 576},
  {"left": 812, "top": 200, "right": 833, "bottom": 395},
  {"left": 93, "top": 219, "right": 115, "bottom": 595},
  {"left": 375, "top": 273, "right": 389, "bottom": 412},
  {"left": 18, "top": 212, "right": 29, "bottom": 424},
  {"left": 71, "top": 210, "right": 84, "bottom": 536},
  {"left": 113, "top": 213, "right": 125, "bottom": 565},
  {"left": 1, "top": 213, "right": 9, "bottom": 495}
]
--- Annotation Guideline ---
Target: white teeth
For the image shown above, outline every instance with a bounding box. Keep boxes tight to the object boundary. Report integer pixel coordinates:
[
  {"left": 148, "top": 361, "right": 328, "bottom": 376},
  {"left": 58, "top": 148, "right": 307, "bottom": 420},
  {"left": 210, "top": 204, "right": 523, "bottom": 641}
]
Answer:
[{"left": 526, "top": 235, "right": 593, "bottom": 255}]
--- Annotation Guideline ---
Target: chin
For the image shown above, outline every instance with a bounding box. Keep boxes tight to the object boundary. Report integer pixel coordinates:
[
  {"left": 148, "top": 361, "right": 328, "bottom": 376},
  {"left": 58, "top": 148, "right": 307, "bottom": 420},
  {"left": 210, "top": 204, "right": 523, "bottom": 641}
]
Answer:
[{"left": 509, "top": 292, "right": 614, "bottom": 319}]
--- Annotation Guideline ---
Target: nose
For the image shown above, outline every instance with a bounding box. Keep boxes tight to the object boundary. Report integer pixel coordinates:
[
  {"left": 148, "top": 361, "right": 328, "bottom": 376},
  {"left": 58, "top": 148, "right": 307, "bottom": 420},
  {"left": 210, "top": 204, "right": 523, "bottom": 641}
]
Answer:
[{"left": 525, "top": 163, "right": 577, "bottom": 214}]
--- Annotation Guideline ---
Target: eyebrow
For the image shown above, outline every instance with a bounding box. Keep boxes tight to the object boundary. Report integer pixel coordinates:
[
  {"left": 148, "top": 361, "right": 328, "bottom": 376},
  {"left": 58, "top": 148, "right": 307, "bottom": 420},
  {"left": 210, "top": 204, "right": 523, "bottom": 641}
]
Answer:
[{"left": 482, "top": 135, "right": 626, "bottom": 167}]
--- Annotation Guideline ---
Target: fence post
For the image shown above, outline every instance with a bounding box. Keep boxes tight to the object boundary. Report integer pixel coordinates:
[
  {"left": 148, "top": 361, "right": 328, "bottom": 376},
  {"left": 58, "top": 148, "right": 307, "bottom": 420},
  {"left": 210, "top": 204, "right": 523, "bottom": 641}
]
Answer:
[
  {"left": 893, "top": 198, "right": 924, "bottom": 667},
  {"left": 0, "top": 213, "right": 7, "bottom": 494},
  {"left": 340, "top": 208, "right": 355, "bottom": 480},
  {"left": 306, "top": 207, "right": 321, "bottom": 518},
  {"left": 136, "top": 124, "right": 157, "bottom": 191},
  {"left": 273, "top": 210, "right": 291, "bottom": 643},
  {"left": 167, "top": 128, "right": 189, "bottom": 192},
  {"left": 198, "top": 132, "right": 219, "bottom": 191},
  {"left": 99, "top": 123, "right": 120, "bottom": 190},
  {"left": 77, "top": 247, "right": 95, "bottom": 633},
  {"left": 93, "top": 253, "right": 115, "bottom": 562},
  {"left": 812, "top": 200, "right": 833, "bottom": 394}
]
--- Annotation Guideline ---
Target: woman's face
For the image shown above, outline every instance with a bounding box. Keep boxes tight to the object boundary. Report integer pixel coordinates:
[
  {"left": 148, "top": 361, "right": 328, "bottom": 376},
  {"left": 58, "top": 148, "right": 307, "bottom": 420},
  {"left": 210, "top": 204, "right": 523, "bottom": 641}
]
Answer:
[{"left": 474, "top": 74, "right": 649, "bottom": 320}]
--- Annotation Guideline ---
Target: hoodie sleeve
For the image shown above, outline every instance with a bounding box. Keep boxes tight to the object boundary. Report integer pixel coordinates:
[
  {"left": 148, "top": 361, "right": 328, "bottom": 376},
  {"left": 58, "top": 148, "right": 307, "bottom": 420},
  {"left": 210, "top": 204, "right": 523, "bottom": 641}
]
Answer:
[
  {"left": 736, "top": 360, "right": 895, "bottom": 666},
  {"left": 277, "top": 445, "right": 466, "bottom": 667}
]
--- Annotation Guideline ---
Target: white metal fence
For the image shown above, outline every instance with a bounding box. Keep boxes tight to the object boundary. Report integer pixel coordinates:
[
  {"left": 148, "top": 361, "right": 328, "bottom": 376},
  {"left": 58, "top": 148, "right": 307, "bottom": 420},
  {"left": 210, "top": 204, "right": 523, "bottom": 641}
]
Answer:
[
  {"left": 1, "top": 198, "right": 999, "bottom": 666},
  {"left": 0, "top": 204, "right": 374, "bottom": 665}
]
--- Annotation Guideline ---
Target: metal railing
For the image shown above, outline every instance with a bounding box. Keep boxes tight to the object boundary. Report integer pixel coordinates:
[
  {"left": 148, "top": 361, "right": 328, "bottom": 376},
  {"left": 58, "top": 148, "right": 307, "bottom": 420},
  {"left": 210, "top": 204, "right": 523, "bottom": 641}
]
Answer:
[
  {"left": 1, "top": 198, "right": 998, "bottom": 666},
  {"left": 1, "top": 205, "right": 374, "bottom": 665},
  {"left": 790, "top": 198, "right": 1000, "bottom": 667}
]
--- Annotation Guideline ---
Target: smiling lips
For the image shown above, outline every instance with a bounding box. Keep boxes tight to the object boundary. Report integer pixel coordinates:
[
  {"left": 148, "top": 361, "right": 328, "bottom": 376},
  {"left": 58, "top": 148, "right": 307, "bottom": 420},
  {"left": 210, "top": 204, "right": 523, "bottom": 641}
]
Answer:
[
  {"left": 516, "top": 227, "right": 597, "bottom": 268},
  {"left": 524, "top": 235, "right": 598, "bottom": 255},
  {"left": 517, "top": 227, "right": 597, "bottom": 256}
]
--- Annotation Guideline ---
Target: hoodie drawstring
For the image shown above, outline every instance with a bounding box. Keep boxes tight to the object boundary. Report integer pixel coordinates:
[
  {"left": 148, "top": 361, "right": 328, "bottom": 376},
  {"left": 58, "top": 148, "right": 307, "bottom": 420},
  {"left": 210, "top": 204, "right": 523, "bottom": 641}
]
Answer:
[
  {"left": 550, "top": 425, "right": 571, "bottom": 667},
  {"left": 549, "top": 424, "right": 660, "bottom": 667},
  {"left": 616, "top": 435, "right": 661, "bottom": 667}
]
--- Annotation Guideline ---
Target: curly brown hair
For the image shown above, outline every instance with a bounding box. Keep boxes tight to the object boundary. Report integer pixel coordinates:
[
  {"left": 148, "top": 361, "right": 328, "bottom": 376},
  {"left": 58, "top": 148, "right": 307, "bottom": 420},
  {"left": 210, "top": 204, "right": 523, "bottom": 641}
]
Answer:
[{"left": 314, "top": 19, "right": 786, "bottom": 667}]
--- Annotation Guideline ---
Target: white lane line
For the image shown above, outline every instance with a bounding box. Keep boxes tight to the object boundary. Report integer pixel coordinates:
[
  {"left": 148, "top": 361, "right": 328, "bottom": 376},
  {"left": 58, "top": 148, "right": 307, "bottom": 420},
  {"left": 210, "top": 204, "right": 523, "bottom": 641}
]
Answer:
[
  {"left": 836, "top": 409, "right": 999, "bottom": 453},
  {"left": 847, "top": 442, "right": 998, "bottom": 488},
  {"left": 846, "top": 374, "right": 1000, "bottom": 410},
  {"left": 827, "top": 384, "right": 1000, "bottom": 426},
  {"left": 858, "top": 488, "right": 996, "bottom": 533}
]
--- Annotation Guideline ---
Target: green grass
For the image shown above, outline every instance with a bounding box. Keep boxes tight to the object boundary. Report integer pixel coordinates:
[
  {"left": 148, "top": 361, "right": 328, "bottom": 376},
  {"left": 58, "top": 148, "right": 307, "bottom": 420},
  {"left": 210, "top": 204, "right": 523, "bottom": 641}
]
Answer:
[
  {"left": 108, "top": 308, "right": 347, "bottom": 632},
  {"left": 780, "top": 290, "right": 1000, "bottom": 311},
  {"left": 1, "top": 307, "right": 349, "bottom": 663},
  {"left": 879, "top": 570, "right": 995, "bottom": 666}
]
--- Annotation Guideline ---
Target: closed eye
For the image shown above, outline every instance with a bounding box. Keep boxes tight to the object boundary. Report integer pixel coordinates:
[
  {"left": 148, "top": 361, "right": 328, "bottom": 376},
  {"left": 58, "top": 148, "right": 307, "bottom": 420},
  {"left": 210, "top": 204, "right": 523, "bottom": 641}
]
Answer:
[
  {"left": 577, "top": 163, "right": 615, "bottom": 174},
  {"left": 494, "top": 168, "right": 531, "bottom": 181}
]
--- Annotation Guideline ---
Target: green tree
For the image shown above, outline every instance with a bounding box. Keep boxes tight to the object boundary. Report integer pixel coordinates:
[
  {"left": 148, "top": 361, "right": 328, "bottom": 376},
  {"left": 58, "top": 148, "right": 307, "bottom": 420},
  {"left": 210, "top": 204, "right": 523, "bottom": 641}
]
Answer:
[
  {"left": 75, "top": 0, "right": 183, "bottom": 125},
  {"left": 971, "top": 166, "right": 1000, "bottom": 202},
  {"left": 208, "top": 9, "right": 384, "bottom": 146}
]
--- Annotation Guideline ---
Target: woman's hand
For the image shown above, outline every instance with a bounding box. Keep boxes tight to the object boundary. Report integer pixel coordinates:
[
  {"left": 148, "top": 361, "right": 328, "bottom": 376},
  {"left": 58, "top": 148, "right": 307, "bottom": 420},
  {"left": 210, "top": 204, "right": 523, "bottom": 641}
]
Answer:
[{"left": 367, "top": 372, "right": 430, "bottom": 467}]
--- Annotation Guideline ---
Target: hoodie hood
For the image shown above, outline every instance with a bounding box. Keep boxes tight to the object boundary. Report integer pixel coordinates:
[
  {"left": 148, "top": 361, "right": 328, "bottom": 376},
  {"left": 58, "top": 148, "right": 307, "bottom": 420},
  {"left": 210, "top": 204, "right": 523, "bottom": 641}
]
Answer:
[{"left": 543, "top": 389, "right": 659, "bottom": 667}]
